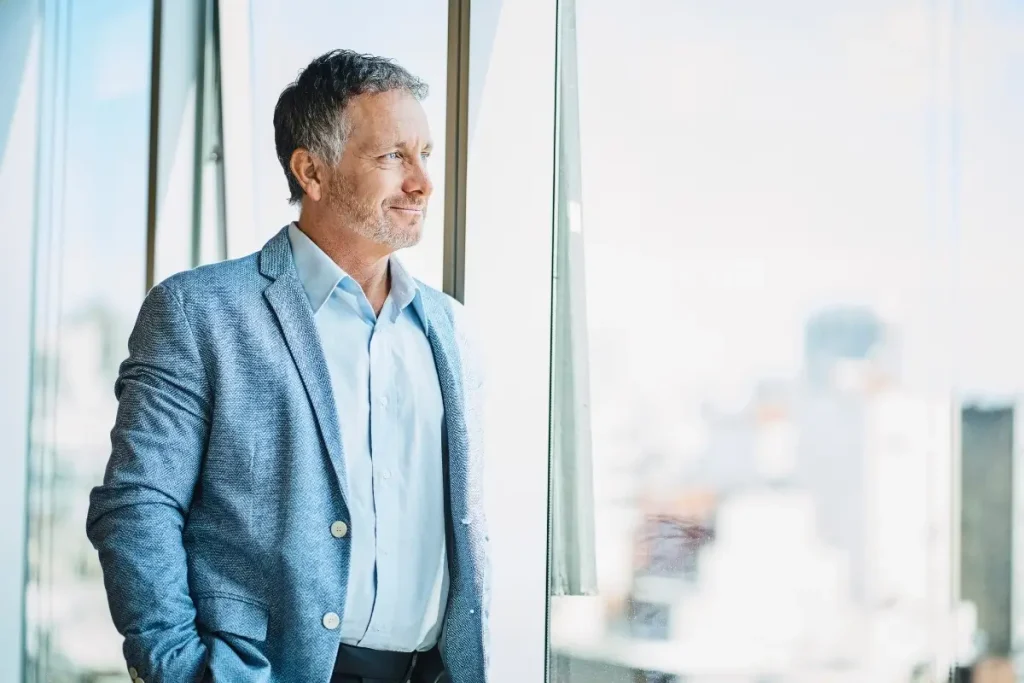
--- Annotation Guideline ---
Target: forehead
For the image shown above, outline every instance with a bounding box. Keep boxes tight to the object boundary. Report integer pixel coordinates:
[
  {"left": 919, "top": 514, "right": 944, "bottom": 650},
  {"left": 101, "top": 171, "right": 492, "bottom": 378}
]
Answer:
[{"left": 344, "top": 90, "right": 431, "bottom": 146}]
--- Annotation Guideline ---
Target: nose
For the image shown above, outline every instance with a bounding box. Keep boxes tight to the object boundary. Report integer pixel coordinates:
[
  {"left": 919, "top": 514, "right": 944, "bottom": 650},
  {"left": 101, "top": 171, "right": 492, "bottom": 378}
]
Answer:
[{"left": 403, "top": 157, "right": 433, "bottom": 198}]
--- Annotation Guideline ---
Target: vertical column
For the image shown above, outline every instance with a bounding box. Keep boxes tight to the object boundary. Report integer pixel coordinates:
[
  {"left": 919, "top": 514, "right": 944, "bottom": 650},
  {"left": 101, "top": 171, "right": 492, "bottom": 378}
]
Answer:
[{"left": 461, "top": 1, "right": 558, "bottom": 681}]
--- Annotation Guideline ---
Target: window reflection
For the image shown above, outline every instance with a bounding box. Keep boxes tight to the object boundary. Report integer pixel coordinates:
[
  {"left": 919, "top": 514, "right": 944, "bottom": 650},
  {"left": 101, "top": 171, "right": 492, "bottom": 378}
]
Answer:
[
  {"left": 549, "top": 0, "right": 1024, "bottom": 681},
  {"left": 25, "top": 1, "right": 152, "bottom": 681}
]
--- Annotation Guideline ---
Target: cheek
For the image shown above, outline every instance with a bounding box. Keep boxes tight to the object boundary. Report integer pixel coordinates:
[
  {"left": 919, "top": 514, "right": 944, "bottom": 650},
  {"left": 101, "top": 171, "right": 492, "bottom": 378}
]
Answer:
[
  {"left": 376, "top": 168, "right": 409, "bottom": 198},
  {"left": 348, "top": 167, "right": 405, "bottom": 211},
  {"left": 343, "top": 177, "right": 383, "bottom": 213}
]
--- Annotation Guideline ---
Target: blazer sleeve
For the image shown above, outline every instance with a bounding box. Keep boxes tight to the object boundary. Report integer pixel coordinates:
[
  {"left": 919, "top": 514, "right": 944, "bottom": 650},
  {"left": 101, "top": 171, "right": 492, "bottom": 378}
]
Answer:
[{"left": 86, "top": 283, "right": 210, "bottom": 683}]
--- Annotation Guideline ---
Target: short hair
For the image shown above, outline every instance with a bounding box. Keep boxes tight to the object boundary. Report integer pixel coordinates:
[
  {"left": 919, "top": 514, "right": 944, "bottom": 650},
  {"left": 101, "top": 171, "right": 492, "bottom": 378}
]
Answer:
[{"left": 272, "top": 49, "right": 428, "bottom": 204}]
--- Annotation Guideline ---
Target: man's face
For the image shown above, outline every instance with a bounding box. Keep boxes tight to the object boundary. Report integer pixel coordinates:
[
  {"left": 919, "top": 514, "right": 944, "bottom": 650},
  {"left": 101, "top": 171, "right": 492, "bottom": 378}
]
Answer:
[{"left": 324, "top": 90, "right": 434, "bottom": 251}]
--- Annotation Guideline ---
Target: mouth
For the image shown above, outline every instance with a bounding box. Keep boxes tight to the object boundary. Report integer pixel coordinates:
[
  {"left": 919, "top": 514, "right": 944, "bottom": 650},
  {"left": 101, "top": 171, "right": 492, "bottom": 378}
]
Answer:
[{"left": 389, "top": 206, "right": 424, "bottom": 214}]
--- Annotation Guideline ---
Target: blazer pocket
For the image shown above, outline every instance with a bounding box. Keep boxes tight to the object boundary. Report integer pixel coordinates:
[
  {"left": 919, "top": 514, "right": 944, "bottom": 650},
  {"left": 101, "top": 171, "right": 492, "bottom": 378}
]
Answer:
[{"left": 195, "top": 594, "right": 269, "bottom": 642}]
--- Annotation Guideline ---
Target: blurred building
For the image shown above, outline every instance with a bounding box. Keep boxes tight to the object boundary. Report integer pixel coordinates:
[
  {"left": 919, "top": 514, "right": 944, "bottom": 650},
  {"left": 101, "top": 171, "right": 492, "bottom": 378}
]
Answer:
[
  {"left": 960, "top": 405, "right": 1015, "bottom": 658},
  {"left": 552, "top": 306, "right": 966, "bottom": 680},
  {"left": 804, "top": 306, "right": 900, "bottom": 389}
]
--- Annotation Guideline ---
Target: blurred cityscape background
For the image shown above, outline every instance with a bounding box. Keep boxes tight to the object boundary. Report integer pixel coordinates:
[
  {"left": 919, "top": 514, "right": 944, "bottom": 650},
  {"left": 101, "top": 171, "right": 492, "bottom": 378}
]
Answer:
[{"left": 548, "top": 0, "right": 1024, "bottom": 681}]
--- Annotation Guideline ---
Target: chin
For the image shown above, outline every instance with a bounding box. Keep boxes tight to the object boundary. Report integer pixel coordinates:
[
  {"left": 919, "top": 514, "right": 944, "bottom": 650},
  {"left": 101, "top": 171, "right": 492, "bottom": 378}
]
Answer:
[
  {"left": 399, "top": 231, "right": 423, "bottom": 249},
  {"left": 381, "top": 228, "right": 422, "bottom": 251}
]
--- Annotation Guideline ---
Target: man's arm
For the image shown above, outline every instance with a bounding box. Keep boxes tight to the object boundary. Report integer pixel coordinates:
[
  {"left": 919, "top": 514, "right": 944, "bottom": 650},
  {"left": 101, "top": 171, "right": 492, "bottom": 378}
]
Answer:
[{"left": 87, "top": 283, "right": 210, "bottom": 683}]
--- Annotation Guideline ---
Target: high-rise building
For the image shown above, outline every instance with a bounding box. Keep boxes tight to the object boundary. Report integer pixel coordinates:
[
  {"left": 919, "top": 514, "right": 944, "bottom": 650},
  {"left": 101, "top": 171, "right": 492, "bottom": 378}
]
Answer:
[{"left": 960, "top": 405, "right": 1015, "bottom": 657}]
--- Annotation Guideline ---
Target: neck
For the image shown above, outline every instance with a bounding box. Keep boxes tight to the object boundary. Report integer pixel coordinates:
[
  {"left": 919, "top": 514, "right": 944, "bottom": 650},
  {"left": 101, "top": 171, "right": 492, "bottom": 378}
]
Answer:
[{"left": 296, "top": 214, "right": 391, "bottom": 312}]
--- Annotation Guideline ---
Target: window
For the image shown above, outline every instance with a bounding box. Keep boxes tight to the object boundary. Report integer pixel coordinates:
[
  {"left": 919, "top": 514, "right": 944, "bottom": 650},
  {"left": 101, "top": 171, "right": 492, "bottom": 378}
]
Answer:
[
  {"left": 20, "top": 0, "right": 228, "bottom": 679},
  {"left": 548, "top": 1, "right": 1024, "bottom": 681},
  {"left": 151, "top": 0, "right": 229, "bottom": 285},
  {"left": 23, "top": 1, "right": 154, "bottom": 680},
  {"left": 0, "top": 0, "right": 43, "bottom": 679}
]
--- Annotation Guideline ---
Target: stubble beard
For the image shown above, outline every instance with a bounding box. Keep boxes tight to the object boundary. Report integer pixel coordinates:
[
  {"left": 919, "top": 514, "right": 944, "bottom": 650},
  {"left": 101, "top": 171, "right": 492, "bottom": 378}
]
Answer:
[{"left": 326, "top": 172, "right": 423, "bottom": 251}]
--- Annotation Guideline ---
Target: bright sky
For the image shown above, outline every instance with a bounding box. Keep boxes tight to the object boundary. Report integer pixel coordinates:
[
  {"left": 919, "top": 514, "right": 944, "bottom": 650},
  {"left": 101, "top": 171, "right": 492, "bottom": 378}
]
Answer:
[{"left": 574, "top": 0, "right": 1024, "bottom": 401}]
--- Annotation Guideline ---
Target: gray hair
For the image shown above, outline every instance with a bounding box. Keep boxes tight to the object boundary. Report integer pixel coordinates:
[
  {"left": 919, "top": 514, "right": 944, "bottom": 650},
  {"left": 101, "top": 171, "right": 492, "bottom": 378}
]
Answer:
[{"left": 273, "top": 49, "right": 428, "bottom": 204}]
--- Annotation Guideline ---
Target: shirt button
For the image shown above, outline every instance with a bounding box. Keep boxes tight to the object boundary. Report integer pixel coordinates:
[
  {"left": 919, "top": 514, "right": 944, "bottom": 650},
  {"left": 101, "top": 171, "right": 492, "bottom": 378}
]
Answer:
[
  {"left": 380, "top": 395, "right": 390, "bottom": 408},
  {"left": 382, "top": 468, "right": 392, "bottom": 480},
  {"left": 323, "top": 612, "right": 341, "bottom": 630},
  {"left": 330, "top": 521, "right": 349, "bottom": 538}
]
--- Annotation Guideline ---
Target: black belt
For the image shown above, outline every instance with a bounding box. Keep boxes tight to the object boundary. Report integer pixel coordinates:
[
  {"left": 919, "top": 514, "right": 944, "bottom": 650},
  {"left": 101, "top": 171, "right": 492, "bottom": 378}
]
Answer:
[{"left": 332, "top": 642, "right": 418, "bottom": 683}]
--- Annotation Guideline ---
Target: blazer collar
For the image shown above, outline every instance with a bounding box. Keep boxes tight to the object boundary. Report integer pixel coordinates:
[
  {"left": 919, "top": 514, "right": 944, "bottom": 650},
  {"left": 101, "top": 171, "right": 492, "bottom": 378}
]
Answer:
[
  {"left": 261, "top": 224, "right": 429, "bottom": 332},
  {"left": 258, "top": 225, "right": 295, "bottom": 281}
]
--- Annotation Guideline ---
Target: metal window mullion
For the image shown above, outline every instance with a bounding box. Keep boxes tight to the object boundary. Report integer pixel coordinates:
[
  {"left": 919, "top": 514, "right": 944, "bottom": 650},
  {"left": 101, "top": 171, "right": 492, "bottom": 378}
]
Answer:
[
  {"left": 443, "top": 0, "right": 471, "bottom": 303},
  {"left": 209, "top": 0, "right": 229, "bottom": 261},
  {"left": 144, "top": 0, "right": 163, "bottom": 291},
  {"left": 190, "top": 0, "right": 209, "bottom": 268}
]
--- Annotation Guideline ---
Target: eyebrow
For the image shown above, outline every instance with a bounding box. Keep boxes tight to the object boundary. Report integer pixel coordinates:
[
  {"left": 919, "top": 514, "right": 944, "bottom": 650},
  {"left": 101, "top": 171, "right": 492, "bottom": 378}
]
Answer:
[{"left": 377, "top": 138, "right": 434, "bottom": 152}]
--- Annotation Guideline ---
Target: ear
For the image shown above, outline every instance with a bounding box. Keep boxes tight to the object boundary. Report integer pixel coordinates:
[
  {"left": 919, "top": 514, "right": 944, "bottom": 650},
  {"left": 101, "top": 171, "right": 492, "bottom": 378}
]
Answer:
[{"left": 289, "top": 148, "right": 325, "bottom": 202}]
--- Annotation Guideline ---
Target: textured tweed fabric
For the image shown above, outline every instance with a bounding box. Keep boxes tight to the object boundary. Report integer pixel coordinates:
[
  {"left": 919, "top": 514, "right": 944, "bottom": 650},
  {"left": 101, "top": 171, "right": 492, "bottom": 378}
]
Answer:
[{"left": 87, "top": 227, "right": 489, "bottom": 683}]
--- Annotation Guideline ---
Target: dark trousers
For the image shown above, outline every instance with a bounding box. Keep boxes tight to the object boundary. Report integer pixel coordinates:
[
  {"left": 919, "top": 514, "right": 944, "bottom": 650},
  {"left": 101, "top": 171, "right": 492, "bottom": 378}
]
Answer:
[{"left": 331, "top": 642, "right": 447, "bottom": 683}]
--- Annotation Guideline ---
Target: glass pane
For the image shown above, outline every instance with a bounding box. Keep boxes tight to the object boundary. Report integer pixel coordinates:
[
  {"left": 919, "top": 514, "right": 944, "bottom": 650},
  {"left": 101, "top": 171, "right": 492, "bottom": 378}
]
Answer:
[
  {"left": 549, "top": 0, "right": 1024, "bottom": 681},
  {"left": 955, "top": 0, "right": 1024, "bottom": 668},
  {"left": 0, "top": 1, "right": 42, "bottom": 679},
  {"left": 248, "top": 0, "right": 449, "bottom": 288},
  {"left": 152, "top": 0, "right": 228, "bottom": 283},
  {"left": 24, "top": 1, "right": 153, "bottom": 681},
  {"left": 195, "top": 0, "right": 228, "bottom": 268}
]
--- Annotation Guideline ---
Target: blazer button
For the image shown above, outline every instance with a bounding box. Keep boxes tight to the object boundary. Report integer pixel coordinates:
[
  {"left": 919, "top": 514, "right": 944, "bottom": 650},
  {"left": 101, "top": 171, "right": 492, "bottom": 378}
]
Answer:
[
  {"left": 323, "top": 612, "right": 341, "bottom": 630},
  {"left": 128, "top": 668, "right": 138, "bottom": 680},
  {"left": 330, "top": 521, "right": 348, "bottom": 538}
]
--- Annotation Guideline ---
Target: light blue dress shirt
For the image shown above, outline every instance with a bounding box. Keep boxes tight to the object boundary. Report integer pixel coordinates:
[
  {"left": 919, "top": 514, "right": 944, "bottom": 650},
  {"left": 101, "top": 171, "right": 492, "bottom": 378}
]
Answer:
[{"left": 287, "top": 223, "right": 448, "bottom": 652}]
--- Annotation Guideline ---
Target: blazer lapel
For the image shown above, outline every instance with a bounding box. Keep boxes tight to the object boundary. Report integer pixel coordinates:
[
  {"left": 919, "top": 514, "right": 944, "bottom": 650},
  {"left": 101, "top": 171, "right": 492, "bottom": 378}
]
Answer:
[
  {"left": 420, "top": 293, "right": 468, "bottom": 577},
  {"left": 260, "top": 228, "right": 349, "bottom": 502}
]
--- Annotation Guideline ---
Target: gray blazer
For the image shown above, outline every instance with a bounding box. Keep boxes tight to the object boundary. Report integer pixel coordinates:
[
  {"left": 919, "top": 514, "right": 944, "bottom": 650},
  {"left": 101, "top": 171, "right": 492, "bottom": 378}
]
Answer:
[{"left": 87, "top": 227, "right": 489, "bottom": 682}]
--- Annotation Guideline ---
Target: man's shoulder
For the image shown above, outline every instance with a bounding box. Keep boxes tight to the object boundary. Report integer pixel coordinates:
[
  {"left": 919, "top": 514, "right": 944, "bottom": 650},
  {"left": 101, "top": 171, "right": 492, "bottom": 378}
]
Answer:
[
  {"left": 157, "top": 252, "right": 262, "bottom": 304},
  {"left": 415, "top": 282, "right": 484, "bottom": 382},
  {"left": 415, "top": 280, "right": 458, "bottom": 320},
  {"left": 415, "top": 281, "right": 479, "bottom": 336}
]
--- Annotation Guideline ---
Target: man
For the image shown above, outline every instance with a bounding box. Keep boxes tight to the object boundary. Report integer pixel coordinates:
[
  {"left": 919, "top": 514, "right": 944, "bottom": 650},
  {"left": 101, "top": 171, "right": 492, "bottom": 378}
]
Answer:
[{"left": 87, "top": 50, "right": 488, "bottom": 683}]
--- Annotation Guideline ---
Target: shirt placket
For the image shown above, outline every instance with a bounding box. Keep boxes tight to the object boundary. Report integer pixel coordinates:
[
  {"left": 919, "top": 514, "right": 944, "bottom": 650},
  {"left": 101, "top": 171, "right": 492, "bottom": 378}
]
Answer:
[
  {"left": 334, "top": 292, "right": 376, "bottom": 644},
  {"left": 365, "top": 316, "right": 395, "bottom": 643}
]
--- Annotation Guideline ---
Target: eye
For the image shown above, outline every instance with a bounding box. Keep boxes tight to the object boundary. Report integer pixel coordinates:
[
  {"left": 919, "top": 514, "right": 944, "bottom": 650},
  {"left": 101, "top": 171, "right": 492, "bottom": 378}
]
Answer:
[
  {"left": 421, "top": 151, "right": 432, "bottom": 161},
  {"left": 384, "top": 151, "right": 401, "bottom": 161}
]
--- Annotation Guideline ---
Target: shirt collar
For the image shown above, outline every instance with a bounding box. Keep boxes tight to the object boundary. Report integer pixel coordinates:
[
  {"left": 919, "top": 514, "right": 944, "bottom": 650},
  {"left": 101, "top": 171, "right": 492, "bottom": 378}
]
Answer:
[
  {"left": 288, "top": 222, "right": 346, "bottom": 313},
  {"left": 387, "top": 251, "right": 428, "bottom": 328},
  {"left": 287, "top": 222, "right": 427, "bottom": 328}
]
